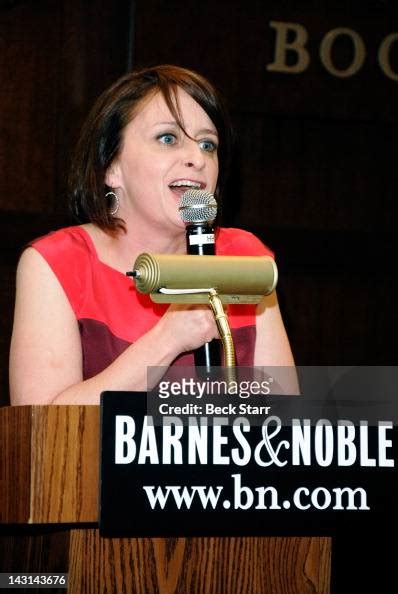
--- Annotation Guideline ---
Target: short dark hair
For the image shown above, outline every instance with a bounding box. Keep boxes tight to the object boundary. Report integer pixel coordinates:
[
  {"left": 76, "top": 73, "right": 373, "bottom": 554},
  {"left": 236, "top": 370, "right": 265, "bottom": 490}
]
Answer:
[{"left": 69, "top": 64, "right": 233, "bottom": 235}]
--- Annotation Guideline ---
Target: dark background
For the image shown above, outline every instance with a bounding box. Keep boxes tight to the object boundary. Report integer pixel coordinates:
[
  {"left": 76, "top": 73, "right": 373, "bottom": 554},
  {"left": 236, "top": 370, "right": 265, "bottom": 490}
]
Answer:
[
  {"left": 1, "top": 0, "right": 397, "bottom": 406},
  {"left": 1, "top": 2, "right": 397, "bottom": 592}
]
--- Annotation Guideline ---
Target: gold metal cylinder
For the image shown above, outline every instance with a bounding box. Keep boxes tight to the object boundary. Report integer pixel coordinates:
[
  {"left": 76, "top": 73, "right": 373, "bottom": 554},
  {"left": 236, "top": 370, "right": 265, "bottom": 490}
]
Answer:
[{"left": 132, "top": 253, "right": 278, "bottom": 297}]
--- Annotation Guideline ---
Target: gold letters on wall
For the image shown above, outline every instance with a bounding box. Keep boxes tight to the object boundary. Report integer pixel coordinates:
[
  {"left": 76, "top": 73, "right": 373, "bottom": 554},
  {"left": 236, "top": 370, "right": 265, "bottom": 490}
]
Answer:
[{"left": 267, "top": 21, "right": 398, "bottom": 81}]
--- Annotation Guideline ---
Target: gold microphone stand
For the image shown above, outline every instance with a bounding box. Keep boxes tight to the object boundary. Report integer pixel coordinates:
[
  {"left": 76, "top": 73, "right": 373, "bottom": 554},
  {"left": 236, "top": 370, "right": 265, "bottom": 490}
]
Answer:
[{"left": 207, "top": 289, "right": 235, "bottom": 368}]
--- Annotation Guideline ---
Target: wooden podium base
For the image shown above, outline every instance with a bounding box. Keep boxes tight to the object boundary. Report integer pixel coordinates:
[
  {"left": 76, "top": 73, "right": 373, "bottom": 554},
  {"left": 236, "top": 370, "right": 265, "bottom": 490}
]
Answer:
[
  {"left": 69, "top": 532, "right": 331, "bottom": 593},
  {"left": 0, "top": 406, "right": 331, "bottom": 593},
  {"left": 0, "top": 527, "right": 331, "bottom": 593}
]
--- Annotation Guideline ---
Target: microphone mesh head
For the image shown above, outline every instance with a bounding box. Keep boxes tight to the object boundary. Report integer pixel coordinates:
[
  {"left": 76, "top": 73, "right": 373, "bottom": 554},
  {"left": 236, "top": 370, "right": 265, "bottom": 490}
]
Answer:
[{"left": 179, "top": 189, "right": 218, "bottom": 223}]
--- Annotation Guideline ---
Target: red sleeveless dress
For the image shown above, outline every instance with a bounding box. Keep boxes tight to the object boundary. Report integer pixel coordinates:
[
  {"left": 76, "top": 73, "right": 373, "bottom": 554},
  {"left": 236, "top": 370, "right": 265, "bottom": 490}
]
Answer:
[{"left": 31, "top": 226, "right": 274, "bottom": 379}]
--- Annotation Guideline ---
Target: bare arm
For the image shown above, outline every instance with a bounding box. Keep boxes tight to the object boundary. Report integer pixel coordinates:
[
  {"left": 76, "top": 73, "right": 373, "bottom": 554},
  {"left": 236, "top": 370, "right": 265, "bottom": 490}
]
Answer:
[
  {"left": 9, "top": 248, "right": 218, "bottom": 405},
  {"left": 254, "top": 291, "right": 300, "bottom": 394}
]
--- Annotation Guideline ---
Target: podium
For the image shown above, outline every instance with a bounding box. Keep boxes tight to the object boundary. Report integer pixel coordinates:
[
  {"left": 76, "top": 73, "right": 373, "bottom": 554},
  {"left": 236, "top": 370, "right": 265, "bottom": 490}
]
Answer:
[{"left": 0, "top": 405, "right": 331, "bottom": 593}]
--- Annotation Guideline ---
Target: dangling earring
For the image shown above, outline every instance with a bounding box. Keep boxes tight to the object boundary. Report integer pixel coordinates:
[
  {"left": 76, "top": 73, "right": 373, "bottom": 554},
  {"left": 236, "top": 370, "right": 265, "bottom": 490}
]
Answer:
[{"left": 106, "top": 191, "right": 119, "bottom": 216}]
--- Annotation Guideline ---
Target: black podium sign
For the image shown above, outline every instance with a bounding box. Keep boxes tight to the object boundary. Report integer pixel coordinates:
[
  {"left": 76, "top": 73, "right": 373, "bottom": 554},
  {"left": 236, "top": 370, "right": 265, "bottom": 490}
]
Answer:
[{"left": 99, "top": 367, "right": 397, "bottom": 537}]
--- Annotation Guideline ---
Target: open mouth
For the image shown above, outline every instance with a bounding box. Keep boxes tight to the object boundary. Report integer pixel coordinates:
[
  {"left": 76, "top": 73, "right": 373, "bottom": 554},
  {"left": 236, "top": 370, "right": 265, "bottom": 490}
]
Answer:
[{"left": 169, "top": 180, "right": 205, "bottom": 196}]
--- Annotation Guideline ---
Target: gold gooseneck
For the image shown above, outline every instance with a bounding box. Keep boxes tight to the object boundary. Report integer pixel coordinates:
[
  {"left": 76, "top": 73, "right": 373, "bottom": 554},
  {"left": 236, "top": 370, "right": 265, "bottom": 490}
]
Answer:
[
  {"left": 148, "top": 286, "right": 237, "bottom": 370},
  {"left": 207, "top": 289, "right": 235, "bottom": 368}
]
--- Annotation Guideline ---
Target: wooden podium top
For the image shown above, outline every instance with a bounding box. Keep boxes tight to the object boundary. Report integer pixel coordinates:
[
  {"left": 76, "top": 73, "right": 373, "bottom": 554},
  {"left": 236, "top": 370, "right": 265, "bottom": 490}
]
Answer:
[{"left": 0, "top": 405, "right": 100, "bottom": 524}]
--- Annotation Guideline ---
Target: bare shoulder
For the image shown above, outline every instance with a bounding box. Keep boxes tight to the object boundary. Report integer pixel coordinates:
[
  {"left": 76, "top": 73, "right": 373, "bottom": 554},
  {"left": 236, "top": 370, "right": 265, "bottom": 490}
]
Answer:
[
  {"left": 10, "top": 247, "right": 82, "bottom": 405},
  {"left": 15, "top": 246, "right": 65, "bottom": 303},
  {"left": 17, "top": 245, "right": 51, "bottom": 275}
]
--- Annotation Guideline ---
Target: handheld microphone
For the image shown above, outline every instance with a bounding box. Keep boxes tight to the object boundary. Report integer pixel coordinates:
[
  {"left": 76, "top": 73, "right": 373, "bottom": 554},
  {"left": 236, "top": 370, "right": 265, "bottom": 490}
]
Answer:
[
  {"left": 179, "top": 189, "right": 222, "bottom": 370},
  {"left": 179, "top": 189, "right": 217, "bottom": 255}
]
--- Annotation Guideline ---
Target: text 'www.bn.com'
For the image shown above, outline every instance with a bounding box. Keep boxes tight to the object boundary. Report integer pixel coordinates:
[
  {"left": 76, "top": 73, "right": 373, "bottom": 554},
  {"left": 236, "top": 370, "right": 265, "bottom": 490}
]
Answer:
[{"left": 142, "top": 474, "right": 370, "bottom": 511}]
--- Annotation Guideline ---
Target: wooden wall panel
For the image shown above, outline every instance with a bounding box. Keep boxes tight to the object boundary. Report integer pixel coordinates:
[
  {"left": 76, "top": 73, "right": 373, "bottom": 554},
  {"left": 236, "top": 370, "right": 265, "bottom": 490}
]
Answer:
[
  {"left": 0, "top": 0, "right": 62, "bottom": 213},
  {"left": 133, "top": 0, "right": 398, "bottom": 121},
  {"left": 52, "top": 0, "right": 133, "bottom": 214},
  {"left": 230, "top": 114, "right": 398, "bottom": 233},
  {"left": 0, "top": 0, "right": 131, "bottom": 216},
  {"left": 133, "top": 0, "right": 398, "bottom": 234},
  {"left": 133, "top": 0, "right": 398, "bottom": 369},
  {"left": 0, "top": 0, "right": 132, "bottom": 406}
]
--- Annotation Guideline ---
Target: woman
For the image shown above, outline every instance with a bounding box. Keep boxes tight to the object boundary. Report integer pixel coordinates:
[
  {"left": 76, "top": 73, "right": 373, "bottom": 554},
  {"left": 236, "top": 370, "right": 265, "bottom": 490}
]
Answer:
[{"left": 9, "top": 64, "right": 296, "bottom": 405}]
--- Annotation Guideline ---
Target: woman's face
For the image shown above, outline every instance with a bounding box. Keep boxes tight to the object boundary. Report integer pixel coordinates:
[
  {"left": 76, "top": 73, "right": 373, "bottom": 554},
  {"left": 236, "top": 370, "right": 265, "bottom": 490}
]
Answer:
[{"left": 106, "top": 87, "right": 219, "bottom": 234}]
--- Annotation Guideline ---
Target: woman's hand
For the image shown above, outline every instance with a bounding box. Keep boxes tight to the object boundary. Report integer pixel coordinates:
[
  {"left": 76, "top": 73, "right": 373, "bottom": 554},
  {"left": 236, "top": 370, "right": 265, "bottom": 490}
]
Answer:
[{"left": 156, "top": 303, "right": 219, "bottom": 353}]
